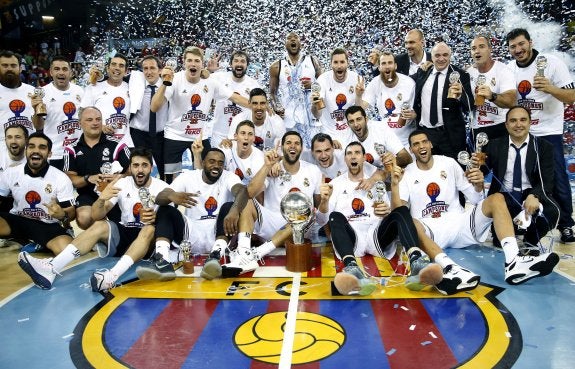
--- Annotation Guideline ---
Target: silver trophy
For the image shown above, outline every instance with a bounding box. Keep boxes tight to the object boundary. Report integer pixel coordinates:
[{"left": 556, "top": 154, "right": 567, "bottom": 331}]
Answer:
[
  {"left": 163, "top": 57, "right": 178, "bottom": 86},
  {"left": 31, "top": 88, "right": 47, "bottom": 117},
  {"left": 373, "top": 181, "right": 388, "bottom": 205},
  {"left": 475, "top": 132, "right": 489, "bottom": 152},
  {"left": 475, "top": 74, "right": 487, "bottom": 106},
  {"left": 447, "top": 71, "right": 460, "bottom": 99},
  {"left": 536, "top": 55, "right": 548, "bottom": 77},
  {"left": 280, "top": 191, "right": 314, "bottom": 245},
  {"left": 457, "top": 151, "right": 472, "bottom": 169},
  {"left": 90, "top": 58, "right": 105, "bottom": 85},
  {"left": 138, "top": 187, "right": 154, "bottom": 209},
  {"left": 374, "top": 143, "right": 393, "bottom": 172},
  {"left": 180, "top": 239, "right": 192, "bottom": 263},
  {"left": 97, "top": 162, "right": 113, "bottom": 192},
  {"left": 397, "top": 102, "right": 410, "bottom": 127},
  {"left": 311, "top": 82, "right": 325, "bottom": 109}
]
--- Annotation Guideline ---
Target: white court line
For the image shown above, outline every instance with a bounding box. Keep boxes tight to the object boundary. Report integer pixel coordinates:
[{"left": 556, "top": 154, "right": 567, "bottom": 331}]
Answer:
[{"left": 278, "top": 272, "right": 301, "bottom": 369}]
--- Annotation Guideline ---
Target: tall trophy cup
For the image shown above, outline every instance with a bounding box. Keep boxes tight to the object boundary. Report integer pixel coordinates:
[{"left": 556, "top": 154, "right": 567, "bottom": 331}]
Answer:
[
  {"left": 89, "top": 59, "right": 105, "bottom": 85},
  {"left": 30, "top": 88, "right": 47, "bottom": 117},
  {"left": 311, "top": 82, "right": 325, "bottom": 109},
  {"left": 163, "top": 57, "right": 178, "bottom": 86},
  {"left": 180, "top": 240, "right": 194, "bottom": 275},
  {"left": 97, "top": 162, "right": 113, "bottom": 192},
  {"left": 372, "top": 181, "right": 388, "bottom": 206},
  {"left": 447, "top": 71, "right": 460, "bottom": 99},
  {"left": 280, "top": 191, "right": 314, "bottom": 272},
  {"left": 396, "top": 102, "right": 410, "bottom": 127},
  {"left": 474, "top": 74, "right": 487, "bottom": 106},
  {"left": 536, "top": 55, "right": 548, "bottom": 77}
]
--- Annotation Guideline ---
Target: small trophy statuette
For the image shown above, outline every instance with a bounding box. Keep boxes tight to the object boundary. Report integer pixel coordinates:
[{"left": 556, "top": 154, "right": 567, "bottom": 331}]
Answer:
[
  {"left": 447, "top": 71, "right": 460, "bottom": 99},
  {"left": 474, "top": 74, "right": 487, "bottom": 106}
]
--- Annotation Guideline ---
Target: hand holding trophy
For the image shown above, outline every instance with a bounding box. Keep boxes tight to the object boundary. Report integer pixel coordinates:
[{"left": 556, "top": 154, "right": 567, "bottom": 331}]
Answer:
[
  {"left": 89, "top": 58, "right": 105, "bottom": 85},
  {"left": 458, "top": 132, "right": 489, "bottom": 169},
  {"left": 311, "top": 82, "right": 325, "bottom": 110},
  {"left": 474, "top": 74, "right": 487, "bottom": 106},
  {"left": 163, "top": 57, "right": 178, "bottom": 86},
  {"left": 397, "top": 102, "right": 410, "bottom": 127},
  {"left": 29, "top": 88, "right": 47, "bottom": 117},
  {"left": 536, "top": 55, "right": 547, "bottom": 77},
  {"left": 447, "top": 71, "right": 461, "bottom": 99}
]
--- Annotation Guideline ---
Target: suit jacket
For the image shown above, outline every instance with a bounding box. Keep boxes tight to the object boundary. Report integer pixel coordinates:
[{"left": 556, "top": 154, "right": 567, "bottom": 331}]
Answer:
[
  {"left": 413, "top": 65, "right": 473, "bottom": 153},
  {"left": 484, "top": 134, "right": 555, "bottom": 201},
  {"left": 395, "top": 51, "right": 432, "bottom": 76}
]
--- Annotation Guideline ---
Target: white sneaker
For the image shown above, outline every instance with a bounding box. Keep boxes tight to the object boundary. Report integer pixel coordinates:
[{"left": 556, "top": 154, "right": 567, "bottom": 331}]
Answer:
[
  {"left": 90, "top": 269, "right": 119, "bottom": 292},
  {"left": 505, "top": 252, "right": 559, "bottom": 285},
  {"left": 17, "top": 251, "right": 57, "bottom": 290},
  {"left": 435, "top": 264, "right": 480, "bottom": 295},
  {"left": 221, "top": 247, "right": 259, "bottom": 277}
]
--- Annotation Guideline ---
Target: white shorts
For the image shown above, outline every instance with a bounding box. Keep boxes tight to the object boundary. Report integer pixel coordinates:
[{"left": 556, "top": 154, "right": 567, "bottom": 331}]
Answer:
[
  {"left": 418, "top": 200, "right": 492, "bottom": 249},
  {"left": 182, "top": 216, "right": 217, "bottom": 254}
]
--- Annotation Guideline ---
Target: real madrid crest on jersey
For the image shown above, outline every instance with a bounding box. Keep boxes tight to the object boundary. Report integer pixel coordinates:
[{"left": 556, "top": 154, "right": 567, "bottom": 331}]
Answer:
[
  {"left": 45, "top": 184, "right": 53, "bottom": 194},
  {"left": 349, "top": 86, "right": 354, "bottom": 94},
  {"left": 440, "top": 171, "right": 447, "bottom": 180},
  {"left": 367, "top": 190, "right": 373, "bottom": 199},
  {"left": 303, "top": 178, "right": 310, "bottom": 187},
  {"left": 490, "top": 77, "right": 496, "bottom": 87},
  {"left": 397, "top": 93, "right": 403, "bottom": 101},
  {"left": 204, "top": 85, "right": 209, "bottom": 93}
]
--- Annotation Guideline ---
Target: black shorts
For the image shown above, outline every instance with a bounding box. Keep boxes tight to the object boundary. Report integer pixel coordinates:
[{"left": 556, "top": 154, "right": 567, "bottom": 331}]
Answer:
[
  {"left": 0, "top": 212, "right": 70, "bottom": 246},
  {"left": 108, "top": 221, "right": 154, "bottom": 258},
  {"left": 164, "top": 138, "right": 211, "bottom": 174},
  {"left": 75, "top": 192, "right": 122, "bottom": 223}
]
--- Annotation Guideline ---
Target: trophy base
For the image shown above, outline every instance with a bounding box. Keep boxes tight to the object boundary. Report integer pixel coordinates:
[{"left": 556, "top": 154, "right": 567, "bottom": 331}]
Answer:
[
  {"left": 163, "top": 81, "right": 173, "bottom": 86},
  {"left": 182, "top": 261, "right": 195, "bottom": 275},
  {"left": 286, "top": 239, "right": 312, "bottom": 272}
]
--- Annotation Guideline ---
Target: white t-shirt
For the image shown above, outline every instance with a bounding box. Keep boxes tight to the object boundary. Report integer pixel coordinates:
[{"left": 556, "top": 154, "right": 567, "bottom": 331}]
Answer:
[
  {"left": 164, "top": 71, "right": 233, "bottom": 142},
  {"left": 210, "top": 71, "right": 260, "bottom": 142},
  {"left": 315, "top": 70, "right": 359, "bottom": 145},
  {"left": 357, "top": 120, "right": 405, "bottom": 169},
  {"left": 170, "top": 169, "right": 241, "bottom": 221},
  {"left": 0, "top": 163, "right": 75, "bottom": 223},
  {"left": 222, "top": 142, "right": 265, "bottom": 185},
  {"left": 228, "top": 110, "right": 286, "bottom": 151},
  {"left": 277, "top": 55, "right": 317, "bottom": 128},
  {"left": 0, "top": 146, "right": 25, "bottom": 173},
  {"left": 108, "top": 176, "right": 170, "bottom": 227},
  {"left": 42, "top": 82, "right": 84, "bottom": 159},
  {"left": 508, "top": 53, "right": 574, "bottom": 136},
  {"left": 468, "top": 61, "right": 516, "bottom": 129},
  {"left": 399, "top": 155, "right": 483, "bottom": 219},
  {"left": 262, "top": 160, "right": 322, "bottom": 213},
  {"left": 0, "top": 83, "right": 36, "bottom": 140},
  {"left": 363, "top": 74, "right": 416, "bottom": 146},
  {"left": 81, "top": 81, "right": 131, "bottom": 141}
]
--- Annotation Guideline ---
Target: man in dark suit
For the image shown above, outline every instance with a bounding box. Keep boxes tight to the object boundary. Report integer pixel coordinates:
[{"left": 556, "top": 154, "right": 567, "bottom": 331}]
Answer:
[
  {"left": 479, "top": 106, "right": 559, "bottom": 247},
  {"left": 396, "top": 29, "right": 432, "bottom": 76},
  {"left": 412, "top": 42, "right": 473, "bottom": 160}
]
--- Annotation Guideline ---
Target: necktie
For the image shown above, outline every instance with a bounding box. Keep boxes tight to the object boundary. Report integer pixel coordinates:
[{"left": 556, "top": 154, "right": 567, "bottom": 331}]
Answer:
[
  {"left": 149, "top": 85, "right": 157, "bottom": 136},
  {"left": 429, "top": 71, "right": 440, "bottom": 126},
  {"left": 511, "top": 143, "right": 527, "bottom": 203}
]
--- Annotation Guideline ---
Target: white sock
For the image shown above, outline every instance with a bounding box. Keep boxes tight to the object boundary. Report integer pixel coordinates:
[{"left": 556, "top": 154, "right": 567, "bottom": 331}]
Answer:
[
  {"left": 237, "top": 232, "right": 251, "bottom": 251},
  {"left": 212, "top": 239, "right": 227, "bottom": 254},
  {"left": 434, "top": 253, "right": 455, "bottom": 269},
  {"left": 501, "top": 237, "right": 519, "bottom": 264},
  {"left": 110, "top": 255, "right": 134, "bottom": 277},
  {"left": 156, "top": 240, "right": 171, "bottom": 260},
  {"left": 52, "top": 244, "right": 81, "bottom": 272},
  {"left": 255, "top": 241, "right": 276, "bottom": 258}
]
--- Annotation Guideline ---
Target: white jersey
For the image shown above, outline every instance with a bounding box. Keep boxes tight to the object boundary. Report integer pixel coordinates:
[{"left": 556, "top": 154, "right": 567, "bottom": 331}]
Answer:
[
  {"left": 359, "top": 120, "right": 405, "bottom": 169},
  {"left": 164, "top": 71, "right": 233, "bottom": 142},
  {"left": 0, "top": 82, "right": 36, "bottom": 140},
  {"left": 508, "top": 52, "right": 574, "bottom": 136},
  {"left": 263, "top": 160, "right": 322, "bottom": 213},
  {"left": 468, "top": 61, "right": 515, "bottom": 129},
  {"left": 222, "top": 142, "right": 265, "bottom": 185},
  {"left": 108, "top": 176, "right": 169, "bottom": 228},
  {"left": 81, "top": 81, "right": 131, "bottom": 141},
  {"left": 170, "top": 169, "right": 241, "bottom": 221},
  {"left": 0, "top": 163, "right": 75, "bottom": 223},
  {"left": 277, "top": 55, "right": 317, "bottom": 128},
  {"left": 327, "top": 171, "right": 388, "bottom": 229},
  {"left": 42, "top": 82, "right": 84, "bottom": 159},
  {"left": 363, "top": 74, "right": 416, "bottom": 146},
  {"left": 228, "top": 110, "right": 285, "bottom": 151},
  {"left": 210, "top": 72, "right": 260, "bottom": 144},
  {"left": 316, "top": 70, "right": 359, "bottom": 145},
  {"left": 399, "top": 155, "right": 483, "bottom": 219},
  {"left": 0, "top": 146, "right": 25, "bottom": 172}
]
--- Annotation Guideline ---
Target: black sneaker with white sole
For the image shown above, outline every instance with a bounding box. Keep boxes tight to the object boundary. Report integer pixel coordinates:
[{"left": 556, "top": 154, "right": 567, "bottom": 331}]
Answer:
[
  {"left": 136, "top": 254, "right": 176, "bottom": 281},
  {"left": 435, "top": 264, "right": 480, "bottom": 295},
  {"left": 504, "top": 252, "right": 559, "bottom": 285}
]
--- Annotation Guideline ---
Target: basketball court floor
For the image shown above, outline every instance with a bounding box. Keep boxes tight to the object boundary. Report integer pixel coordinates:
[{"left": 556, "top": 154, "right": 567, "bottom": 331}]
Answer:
[{"left": 1, "top": 230, "right": 574, "bottom": 369}]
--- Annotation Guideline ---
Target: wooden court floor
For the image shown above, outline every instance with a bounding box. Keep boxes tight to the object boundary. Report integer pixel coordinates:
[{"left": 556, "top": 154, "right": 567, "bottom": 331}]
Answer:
[{"left": 1, "top": 229, "right": 574, "bottom": 369}]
